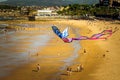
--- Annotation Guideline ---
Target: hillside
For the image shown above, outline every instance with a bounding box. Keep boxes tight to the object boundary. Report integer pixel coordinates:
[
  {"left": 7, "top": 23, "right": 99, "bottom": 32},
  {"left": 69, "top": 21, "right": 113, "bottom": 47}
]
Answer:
[{"left": 0, "top": 0, "right": 99, "bottom": 6}]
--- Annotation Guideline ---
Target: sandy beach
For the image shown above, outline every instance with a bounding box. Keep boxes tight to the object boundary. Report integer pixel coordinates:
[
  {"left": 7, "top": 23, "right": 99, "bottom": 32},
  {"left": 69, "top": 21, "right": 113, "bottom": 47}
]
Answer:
[{"left": 0, "top": 19, "right": 120, "bottom": 80}]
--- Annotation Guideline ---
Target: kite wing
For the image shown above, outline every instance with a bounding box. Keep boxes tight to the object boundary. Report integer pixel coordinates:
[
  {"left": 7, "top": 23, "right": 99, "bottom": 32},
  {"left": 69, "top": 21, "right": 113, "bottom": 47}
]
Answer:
[
  {"left": 62, "top": 27, "right": 69, "bottom": 38},
  {"left": 52, "top": 26, "right": 69, "bottom": 39},
  {"left": 52, "top": 26, "right": 62, "bottom": 38}
]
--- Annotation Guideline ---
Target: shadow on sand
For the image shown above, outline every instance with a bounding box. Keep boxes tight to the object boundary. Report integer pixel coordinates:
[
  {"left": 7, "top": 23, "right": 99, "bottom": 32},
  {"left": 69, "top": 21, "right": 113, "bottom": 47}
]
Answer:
[{"left": 32, "top": 70, "right": 38, "bottom": 72}]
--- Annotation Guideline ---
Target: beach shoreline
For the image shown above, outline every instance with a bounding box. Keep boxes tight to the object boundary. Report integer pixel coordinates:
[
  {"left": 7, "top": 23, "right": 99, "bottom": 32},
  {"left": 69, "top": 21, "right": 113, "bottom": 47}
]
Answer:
[{"left": 0, "top": 19, "right": 120, "bottom": 80}]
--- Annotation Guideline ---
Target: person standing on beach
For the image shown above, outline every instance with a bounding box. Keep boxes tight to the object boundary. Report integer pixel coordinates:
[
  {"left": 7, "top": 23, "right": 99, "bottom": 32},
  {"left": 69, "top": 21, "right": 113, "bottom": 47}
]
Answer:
[
  {"left": 80, "top": 64, "right": 84, "bottom": 71},
  {"left": 37, "top": 64, "right": 40, "bottom": 72},
  {"left": 84, "top": 49, "right": 86, "bottom": 53},
  {"left": 69, "top": 68, "right": 72, "bottom": 75},
  {"left": 67, "top": 67, "right": 72, "bottom": 76},
  {"left": 77, "top": 65, "right": 80, "bottom": 72},
  {"left": 67, "top": 67, "right": 70, "bottom": 76},
  {"left": 77, "top": 64, "right": 84, "bottom": 72}
]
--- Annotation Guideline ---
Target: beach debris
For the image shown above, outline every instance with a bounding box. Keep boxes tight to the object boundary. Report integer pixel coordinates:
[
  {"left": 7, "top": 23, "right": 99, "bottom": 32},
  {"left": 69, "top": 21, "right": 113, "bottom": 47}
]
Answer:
[
  {"left": 52, "top": 26, "right": 114, "bottom": 43},
  {"left": 106, "top": 50, "right": 109, "bottom": 52}
]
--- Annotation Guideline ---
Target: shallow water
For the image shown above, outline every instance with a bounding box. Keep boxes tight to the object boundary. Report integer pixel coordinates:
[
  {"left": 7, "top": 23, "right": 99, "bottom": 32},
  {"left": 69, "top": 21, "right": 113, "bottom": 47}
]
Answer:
[
  {"left": 0, "top": 24, "right": 51, "bottom": 77},
  {"left": 0, "top": 23, "right": 81, "bottom": 79}
]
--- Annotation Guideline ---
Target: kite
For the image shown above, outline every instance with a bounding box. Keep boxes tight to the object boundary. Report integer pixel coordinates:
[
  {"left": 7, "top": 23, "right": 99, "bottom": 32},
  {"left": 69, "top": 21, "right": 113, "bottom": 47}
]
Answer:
[{"left": 52, "top": 26, "right": 113, "bottom": 43}]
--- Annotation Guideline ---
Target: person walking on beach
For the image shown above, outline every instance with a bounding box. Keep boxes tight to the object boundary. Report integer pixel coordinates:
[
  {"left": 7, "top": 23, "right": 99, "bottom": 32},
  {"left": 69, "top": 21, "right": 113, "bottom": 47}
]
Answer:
[
  {"left": 80, "top": 64, "right": 84, "bottom": 71},
  {"left": 77, "top": 64, "right": 81, "bottom": 72},
  {"left": 67, "top": 67, "right": 72, "bottom": 76},
  {"left": 69, "top": 68, "right": 72, "bottom": 75},
  {"left": 67, "top": 67, "right": 70, "bottom": 76},
  {"left": 36, "top": 64, "right": 40, "bottom": 72},
  {"left": 77, "top": 64, "right": 84, "bottom": 72}
]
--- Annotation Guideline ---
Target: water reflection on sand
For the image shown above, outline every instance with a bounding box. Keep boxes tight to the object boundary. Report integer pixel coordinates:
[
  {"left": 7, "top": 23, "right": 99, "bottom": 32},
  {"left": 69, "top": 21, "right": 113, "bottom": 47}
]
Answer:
[
  {"left": 0, "top": 24, "right": 51, "bottom": 77},
  {"left": 0, "top": 23, "right": 80, "bottom": 78}
]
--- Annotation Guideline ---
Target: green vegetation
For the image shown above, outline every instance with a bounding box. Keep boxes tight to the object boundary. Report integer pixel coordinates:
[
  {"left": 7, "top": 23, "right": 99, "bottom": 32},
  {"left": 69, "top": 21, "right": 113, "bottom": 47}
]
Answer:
[
  {"left": 57, "top": 4, "right": 120, "bottom": 19},
  {"left": 0, "top": 4, "right": 18, "bottom": 9}
]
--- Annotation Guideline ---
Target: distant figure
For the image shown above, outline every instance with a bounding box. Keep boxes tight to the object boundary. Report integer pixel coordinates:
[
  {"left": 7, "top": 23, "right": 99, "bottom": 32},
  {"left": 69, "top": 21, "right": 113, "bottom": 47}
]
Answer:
[
  {"left": 36, "top": 64, "right": 40, "bottom": 72},
  {"left": 67, "top": 67, "right": 70, "bottom": 76},
  {"left": 84, "top": 49, "right": 86, "bottom": 53},
  {"left": 66, "top": 67, "right": 72, "bottom": 76},
  {"left": 77, "top": 64, "right": 84, "bottom": 72},
  {"left": 103, "top": 54, "right": 105, "bottom": 57},
  {"left": 80, "top": 64, "right": 84, "bottom": 71},
  {"left": 77, "top": 65, "right": 80, "bottom": 72},
  {"left": 36, "top": 53, "right": 39, "bottom": 56},
  {"left": 69, "top": 68, "right": 72, "bottom": 75}
]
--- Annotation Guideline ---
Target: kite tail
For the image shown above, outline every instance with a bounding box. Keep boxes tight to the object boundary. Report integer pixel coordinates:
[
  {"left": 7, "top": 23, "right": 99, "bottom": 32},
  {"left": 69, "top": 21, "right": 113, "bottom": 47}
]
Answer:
[
  {"left": 99, "top": 30, "right": 113, "bottom": 39},
  {"left": 72, "top": 36, "right": 89, "bottom": 40},
  {"left": 89, "top": 30, "right": 113, "bottom": 40},
  {"left": 71, "top": 30, "right": 113, "bottom": 41}
]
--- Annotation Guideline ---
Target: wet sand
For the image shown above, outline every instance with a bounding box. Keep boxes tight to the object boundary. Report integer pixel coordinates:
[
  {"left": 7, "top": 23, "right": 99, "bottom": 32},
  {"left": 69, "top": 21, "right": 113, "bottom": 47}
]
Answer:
[{"left": 0, "top": 19, "right": 120, "bottom": 80}]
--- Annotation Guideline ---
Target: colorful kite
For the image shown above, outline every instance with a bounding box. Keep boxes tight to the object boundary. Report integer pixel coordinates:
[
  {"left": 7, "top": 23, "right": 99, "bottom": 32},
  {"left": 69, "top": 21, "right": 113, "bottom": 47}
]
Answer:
[{"left": 52, "top": 26, "right": 113, "bottom": 43}]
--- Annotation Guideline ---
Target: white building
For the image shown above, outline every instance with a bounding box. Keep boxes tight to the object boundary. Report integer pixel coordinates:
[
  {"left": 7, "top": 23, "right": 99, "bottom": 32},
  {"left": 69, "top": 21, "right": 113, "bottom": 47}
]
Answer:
[
  {"left": 37, "top": 10, "right": 53, "bottom": 16},
  {"left": 37, "top": 10, "right": 58, "bottom": 16}
]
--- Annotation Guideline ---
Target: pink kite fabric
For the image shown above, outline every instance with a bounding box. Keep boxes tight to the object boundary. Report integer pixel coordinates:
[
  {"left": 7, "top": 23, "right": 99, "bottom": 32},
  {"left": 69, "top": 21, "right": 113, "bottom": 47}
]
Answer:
[{"left": 62, "top": 30, "right": 113, "bottom": 43}]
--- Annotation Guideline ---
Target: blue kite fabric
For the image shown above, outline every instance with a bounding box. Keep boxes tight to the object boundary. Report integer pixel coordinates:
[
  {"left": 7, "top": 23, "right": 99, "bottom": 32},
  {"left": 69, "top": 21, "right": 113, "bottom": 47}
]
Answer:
[
  {"left": 52, "top": 26, "right": 63, "bottom": 38},
  {"left": 52, "top": 26, "right": 115, "bottom": 43}
]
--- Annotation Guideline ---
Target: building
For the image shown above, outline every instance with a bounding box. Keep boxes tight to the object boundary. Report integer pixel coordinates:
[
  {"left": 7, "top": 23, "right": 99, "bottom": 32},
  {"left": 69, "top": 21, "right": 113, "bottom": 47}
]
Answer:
[
  {"left": 37, "top": 10, "right": 57, "bottom": 16},
  {"left": 37, "top": 10, "right": 52, "bottom": 16}
]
